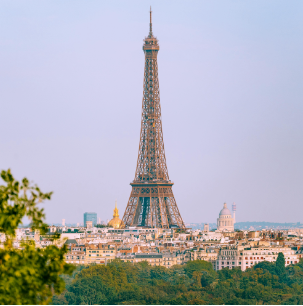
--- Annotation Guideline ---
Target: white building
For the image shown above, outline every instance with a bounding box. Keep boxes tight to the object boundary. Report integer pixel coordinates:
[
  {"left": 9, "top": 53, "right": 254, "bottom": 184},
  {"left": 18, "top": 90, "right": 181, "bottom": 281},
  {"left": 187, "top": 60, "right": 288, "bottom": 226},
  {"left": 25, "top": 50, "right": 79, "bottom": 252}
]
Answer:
[
  {"left": 216, "top": 245, "right": 300, "bottom": 271},
  {"left": 217, "top": 203, "right": 234, "bottom": 232}
]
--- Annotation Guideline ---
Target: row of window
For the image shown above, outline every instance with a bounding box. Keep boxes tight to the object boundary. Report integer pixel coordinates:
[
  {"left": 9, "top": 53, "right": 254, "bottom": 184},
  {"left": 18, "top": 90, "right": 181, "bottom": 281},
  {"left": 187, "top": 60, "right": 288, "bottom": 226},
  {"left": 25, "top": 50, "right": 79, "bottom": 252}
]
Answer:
[
  {"left": 66, "top": 256, "right": 85, "bottom": 259},
  {"left": 88, "top": 250, "right": 114, "bottom": 253},
  {"left": 218, "top": 260, "right": 298, "bottom": 267}
]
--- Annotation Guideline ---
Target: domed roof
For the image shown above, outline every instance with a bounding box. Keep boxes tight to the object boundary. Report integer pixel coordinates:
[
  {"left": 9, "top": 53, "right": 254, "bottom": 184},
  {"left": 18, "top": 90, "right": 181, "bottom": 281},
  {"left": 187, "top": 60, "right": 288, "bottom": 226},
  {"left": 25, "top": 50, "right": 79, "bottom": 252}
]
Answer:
[
  {"left": 108, "top": 201, "right": 124, "bottom": 229},
  {"left": 108, "top": 217, "right": 123, "bottom": 229},
  {"left": 219, "top": 203, "right": 232, "bottom": 216}
]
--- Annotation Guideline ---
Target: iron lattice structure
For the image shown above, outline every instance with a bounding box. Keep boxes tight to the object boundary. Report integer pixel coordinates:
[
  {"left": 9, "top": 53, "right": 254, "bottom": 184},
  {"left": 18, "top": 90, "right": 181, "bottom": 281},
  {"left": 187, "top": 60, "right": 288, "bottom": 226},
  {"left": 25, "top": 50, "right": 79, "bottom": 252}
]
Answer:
[{"left": 122, "top": 10, "right": 185, "bottom": 229}]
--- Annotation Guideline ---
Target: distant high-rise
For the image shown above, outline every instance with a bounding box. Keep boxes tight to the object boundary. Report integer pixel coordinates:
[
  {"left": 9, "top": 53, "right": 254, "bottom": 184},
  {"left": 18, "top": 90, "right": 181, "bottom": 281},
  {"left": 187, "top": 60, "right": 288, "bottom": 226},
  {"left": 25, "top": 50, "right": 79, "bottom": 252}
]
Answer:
[
  {"left": 84, "top": 212, "right": 97, "bottom": 227},
  {"left": 62, "top": 219, "right": 65, "bottom": 226},
  {"left": 232, "top": 203, "right": 237, "bottom": 223}
]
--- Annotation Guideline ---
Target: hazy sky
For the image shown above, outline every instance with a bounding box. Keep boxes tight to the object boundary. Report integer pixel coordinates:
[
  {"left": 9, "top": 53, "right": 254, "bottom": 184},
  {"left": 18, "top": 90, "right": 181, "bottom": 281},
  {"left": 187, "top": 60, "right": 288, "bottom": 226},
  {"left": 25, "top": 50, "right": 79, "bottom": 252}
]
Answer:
[{"left": 1, "top": 1, "right": 303, "bottom": 224}]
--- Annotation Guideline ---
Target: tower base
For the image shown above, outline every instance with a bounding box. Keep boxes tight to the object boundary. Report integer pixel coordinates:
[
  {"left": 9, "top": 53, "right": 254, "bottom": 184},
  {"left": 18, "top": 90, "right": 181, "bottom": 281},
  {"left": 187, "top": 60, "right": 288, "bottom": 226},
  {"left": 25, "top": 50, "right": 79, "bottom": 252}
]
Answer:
[{"left": 122, "top": 183, "right": 185, "bottom": 229}]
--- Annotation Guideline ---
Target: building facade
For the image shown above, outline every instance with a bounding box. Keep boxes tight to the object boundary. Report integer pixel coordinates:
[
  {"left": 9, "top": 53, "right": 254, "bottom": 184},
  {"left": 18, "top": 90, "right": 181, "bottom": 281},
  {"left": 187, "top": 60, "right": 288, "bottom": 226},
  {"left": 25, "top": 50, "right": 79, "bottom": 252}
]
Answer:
[
  {"left": 216, "top": 245, "right": 299, "bottom": 271},
  {"left": 85, "top": 243, "right": 116, "bottom": 264},
  {"left": 118, "top": 252, "right": 183, "bottom": 267},
  {"left": 65, "top": 244, "right": 86, "bottom": 265}
]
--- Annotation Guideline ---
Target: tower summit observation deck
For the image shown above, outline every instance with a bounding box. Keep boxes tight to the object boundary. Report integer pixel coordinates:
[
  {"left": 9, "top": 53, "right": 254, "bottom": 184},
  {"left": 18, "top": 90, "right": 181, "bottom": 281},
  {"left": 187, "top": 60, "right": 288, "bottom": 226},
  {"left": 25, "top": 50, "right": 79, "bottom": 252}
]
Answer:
[{"left": 122, "top": 9, "right": 185, "bottom": 229}]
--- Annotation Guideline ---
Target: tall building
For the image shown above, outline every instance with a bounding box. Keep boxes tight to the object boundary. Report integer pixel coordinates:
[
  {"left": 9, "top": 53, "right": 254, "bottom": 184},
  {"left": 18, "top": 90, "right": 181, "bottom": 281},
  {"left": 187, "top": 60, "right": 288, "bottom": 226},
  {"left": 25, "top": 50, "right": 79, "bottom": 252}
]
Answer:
[
  {"left": 62, "top": 219, "right": 65, "bottom": 226},
  {"left": 83, "top": 212, "right": 97, "bottom": 227},
  {"left": 122, "top": 9, "right": 185, "bottom": 229},
  {"left": 232, "top": 202, "right": 236, "bottom": 223}
]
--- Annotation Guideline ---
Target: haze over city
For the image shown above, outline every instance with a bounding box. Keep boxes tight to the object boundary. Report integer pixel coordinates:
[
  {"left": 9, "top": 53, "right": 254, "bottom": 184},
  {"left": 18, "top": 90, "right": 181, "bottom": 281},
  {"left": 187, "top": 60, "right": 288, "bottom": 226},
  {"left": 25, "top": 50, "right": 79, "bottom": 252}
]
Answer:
[{"left": 1, "top": 1, "right": 302, "bottom": 224}]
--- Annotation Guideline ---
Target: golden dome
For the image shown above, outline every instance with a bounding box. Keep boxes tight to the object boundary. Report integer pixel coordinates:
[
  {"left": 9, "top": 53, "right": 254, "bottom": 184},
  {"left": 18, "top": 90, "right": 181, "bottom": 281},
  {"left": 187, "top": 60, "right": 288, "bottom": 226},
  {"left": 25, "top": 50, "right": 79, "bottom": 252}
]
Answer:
[{"left": 108, "top": 201, "right": 124, "bottom": 229}]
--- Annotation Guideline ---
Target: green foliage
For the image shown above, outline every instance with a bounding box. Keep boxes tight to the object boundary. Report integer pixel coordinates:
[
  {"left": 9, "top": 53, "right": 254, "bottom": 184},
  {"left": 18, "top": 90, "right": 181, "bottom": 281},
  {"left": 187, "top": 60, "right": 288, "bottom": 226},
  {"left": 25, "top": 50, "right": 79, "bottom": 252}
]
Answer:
[
  {"left": 95, "top": 224, "right": 108, "bottom": 228},
  {"left": 0, "top": 169, "right": 75, "bottom": 304},
  {"left": 0, "top": 169, "right": 52, "bottom": 237},
  {"left": 254, "top": 260, "right": 277, "bottom": 275},
  {"left": 276, "top": 252, "right": 286, "bottom": 277},
  {"left": 52, "top": 258, "right": 303, "bottom": 305}
]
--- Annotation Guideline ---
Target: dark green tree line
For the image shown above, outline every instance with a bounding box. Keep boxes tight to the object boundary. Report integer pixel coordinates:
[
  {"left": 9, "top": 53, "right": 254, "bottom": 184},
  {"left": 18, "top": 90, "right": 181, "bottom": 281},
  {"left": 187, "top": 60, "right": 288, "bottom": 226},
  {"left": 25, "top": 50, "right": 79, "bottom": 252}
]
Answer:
[{"left": 53, "top": 255, "right": 303, "bottom": 305}]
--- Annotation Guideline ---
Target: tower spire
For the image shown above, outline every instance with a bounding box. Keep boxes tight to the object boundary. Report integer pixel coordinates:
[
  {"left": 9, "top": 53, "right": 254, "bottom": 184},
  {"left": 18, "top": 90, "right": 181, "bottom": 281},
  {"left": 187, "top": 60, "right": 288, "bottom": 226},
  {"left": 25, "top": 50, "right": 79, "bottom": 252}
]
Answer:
[
  {"left": 149, "top": 6, "right": 153, "bottom": 36},
  {"left": 113, "top": 200, "right": 119, "bottom": 218}
]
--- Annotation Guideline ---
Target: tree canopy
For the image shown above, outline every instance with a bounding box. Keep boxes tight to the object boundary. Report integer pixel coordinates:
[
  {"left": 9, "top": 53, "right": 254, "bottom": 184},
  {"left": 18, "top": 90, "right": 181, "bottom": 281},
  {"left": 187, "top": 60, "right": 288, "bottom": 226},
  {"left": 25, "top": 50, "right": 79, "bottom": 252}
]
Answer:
[
  {"left": 53, "top": 256, "right": 303, "bottom": 305},
  {"left": 0, "top": 169, "right": 74, "bottom": 304}
]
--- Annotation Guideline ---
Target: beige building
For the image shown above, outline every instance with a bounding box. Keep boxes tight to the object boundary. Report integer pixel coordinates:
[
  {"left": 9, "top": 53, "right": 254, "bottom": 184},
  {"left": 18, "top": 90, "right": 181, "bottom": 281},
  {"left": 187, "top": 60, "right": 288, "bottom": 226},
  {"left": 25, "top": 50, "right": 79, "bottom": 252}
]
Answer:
[
  {"left": 118, "top": 252, "right": 183, "bottom": 267},
  {"left": 85, "top": 243, "right": 116, "bottom": 264},
  {"left": 190, "top": 248, "right": 218, "bottom": 262},
  {"left": 216, "top": 245, "right": 299, "bottom": 271},
  {"left": 65, "top": 244, "right": 86, "bottom": 265}
]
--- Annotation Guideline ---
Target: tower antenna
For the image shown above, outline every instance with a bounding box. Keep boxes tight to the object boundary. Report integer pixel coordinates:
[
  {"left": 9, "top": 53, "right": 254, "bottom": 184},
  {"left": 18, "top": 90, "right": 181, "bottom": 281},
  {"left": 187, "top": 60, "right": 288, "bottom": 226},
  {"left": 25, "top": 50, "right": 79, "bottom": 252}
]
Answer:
[{"left": 149, "top": 6, "right": 153, "bottom": 35}]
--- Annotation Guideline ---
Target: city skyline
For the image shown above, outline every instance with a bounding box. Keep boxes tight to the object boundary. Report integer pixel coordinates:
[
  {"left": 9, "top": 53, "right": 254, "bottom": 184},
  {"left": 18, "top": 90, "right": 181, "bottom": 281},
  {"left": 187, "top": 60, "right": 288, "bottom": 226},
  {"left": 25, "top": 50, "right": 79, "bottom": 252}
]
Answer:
[{"left": 1, "top": 1, "right": 302, "bottom": 224}]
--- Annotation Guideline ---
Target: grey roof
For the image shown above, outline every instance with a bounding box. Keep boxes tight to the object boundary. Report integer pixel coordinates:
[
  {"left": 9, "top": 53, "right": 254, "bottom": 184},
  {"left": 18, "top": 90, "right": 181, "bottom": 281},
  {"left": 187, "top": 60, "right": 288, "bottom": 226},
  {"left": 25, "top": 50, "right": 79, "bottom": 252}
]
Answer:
[
  {"left": 219, "top": 203, "right": 232, "bottom": 216},
  {"left": 135, "top": 253, "right": 162, "bottom": 259},
  {"left": 64, "top": 239, "right": 78, "bottom": 245}
]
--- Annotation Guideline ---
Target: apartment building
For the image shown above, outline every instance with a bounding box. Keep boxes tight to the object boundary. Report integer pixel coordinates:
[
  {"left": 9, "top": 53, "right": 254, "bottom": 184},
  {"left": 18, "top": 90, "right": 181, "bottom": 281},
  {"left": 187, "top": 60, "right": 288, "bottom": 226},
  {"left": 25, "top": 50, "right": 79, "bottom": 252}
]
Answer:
[
  {"left": 65, "top": 244, "right": 86, "bottom": 264},
  {"left": 216, "top": 245, "right": 300, "bottom": 271},
  {"left": 117, "top": 252, "right": 183, "bottom": 267},
  {"left": 85, "top": 243, "right": 116, "bottom": 264}
]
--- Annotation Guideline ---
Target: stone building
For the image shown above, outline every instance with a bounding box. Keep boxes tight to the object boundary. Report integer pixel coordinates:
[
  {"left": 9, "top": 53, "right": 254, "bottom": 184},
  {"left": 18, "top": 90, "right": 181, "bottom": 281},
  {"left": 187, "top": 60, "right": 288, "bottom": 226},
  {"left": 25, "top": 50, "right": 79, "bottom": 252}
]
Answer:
[{"left": 217, "top": 203, "right": 234, "bottom": 232}]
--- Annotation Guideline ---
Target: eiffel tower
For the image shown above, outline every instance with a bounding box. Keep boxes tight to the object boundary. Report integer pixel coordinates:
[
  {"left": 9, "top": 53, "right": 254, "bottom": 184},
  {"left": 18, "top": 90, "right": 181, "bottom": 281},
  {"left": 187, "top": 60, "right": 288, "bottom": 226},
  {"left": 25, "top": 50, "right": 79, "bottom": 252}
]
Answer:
[{"left": 122, "top": 9, "right": 185, "bottom": 229}]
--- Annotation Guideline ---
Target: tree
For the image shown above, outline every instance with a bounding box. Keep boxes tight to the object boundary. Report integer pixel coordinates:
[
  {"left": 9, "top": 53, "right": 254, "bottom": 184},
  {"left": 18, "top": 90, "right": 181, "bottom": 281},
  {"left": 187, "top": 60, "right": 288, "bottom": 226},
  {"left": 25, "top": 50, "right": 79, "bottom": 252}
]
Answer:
[
  {"left": 254, "top": 260, "right": 277, "bottom": 275},
  {"left": 276, "top": 252, "right": 286, "bottom": 282},
  {"left": 276, "top": 252, "right": 286, "bottom": 275},
  {"left": 184, "top": 260, "right": 216, "bottom": 278},
  {"left": 95, "top": 224, "right": 108, "bottom": 228},
  {"left": 0, "top": 169, "right": 74, "bottom": 304}
]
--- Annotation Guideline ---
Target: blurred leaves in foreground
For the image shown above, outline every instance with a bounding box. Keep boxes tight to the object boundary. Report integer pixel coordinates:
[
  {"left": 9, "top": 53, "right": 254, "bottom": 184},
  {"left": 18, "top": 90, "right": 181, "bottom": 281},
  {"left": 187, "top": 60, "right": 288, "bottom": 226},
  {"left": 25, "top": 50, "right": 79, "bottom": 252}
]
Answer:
[{"left": 0, "top": 169, "right": 75, "bottom": 305}]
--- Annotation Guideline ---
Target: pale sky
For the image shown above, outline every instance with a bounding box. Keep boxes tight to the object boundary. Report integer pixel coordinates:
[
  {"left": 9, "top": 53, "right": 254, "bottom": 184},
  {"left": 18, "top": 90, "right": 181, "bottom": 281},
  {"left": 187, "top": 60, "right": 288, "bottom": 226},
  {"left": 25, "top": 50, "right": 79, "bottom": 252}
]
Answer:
[{"left": 1, "top": 1, "right": 303, "bottom": 224}]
